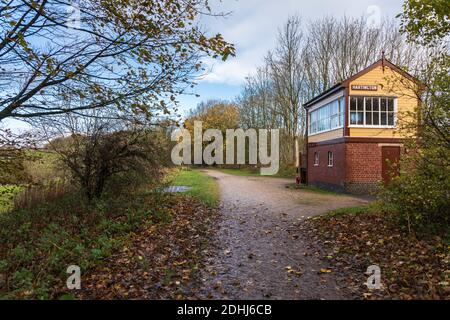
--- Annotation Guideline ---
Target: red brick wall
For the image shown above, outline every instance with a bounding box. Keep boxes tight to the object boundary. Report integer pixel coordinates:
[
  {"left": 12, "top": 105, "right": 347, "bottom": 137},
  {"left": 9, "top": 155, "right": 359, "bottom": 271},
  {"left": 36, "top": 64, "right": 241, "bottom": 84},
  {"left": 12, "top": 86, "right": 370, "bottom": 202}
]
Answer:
[
  {"left": 308, "top": 141, "right": 404, "bottom": 194},
  {"left": 345, "top": 143, "right": 382, "bottom": 194},
  {"left": 307, "top": 143, "right": 346, "bottom": 191},
  {"left": 345, "top": 143, "right": 382, "bottom": 182}
]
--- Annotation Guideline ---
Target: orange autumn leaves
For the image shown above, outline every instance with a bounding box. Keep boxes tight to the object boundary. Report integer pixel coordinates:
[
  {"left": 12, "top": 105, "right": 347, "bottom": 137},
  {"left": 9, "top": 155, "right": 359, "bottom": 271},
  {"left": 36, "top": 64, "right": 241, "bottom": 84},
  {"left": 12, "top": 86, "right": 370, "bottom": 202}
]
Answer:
[{"left": 184, "top": 102, "right": 240, "bottom": 134}]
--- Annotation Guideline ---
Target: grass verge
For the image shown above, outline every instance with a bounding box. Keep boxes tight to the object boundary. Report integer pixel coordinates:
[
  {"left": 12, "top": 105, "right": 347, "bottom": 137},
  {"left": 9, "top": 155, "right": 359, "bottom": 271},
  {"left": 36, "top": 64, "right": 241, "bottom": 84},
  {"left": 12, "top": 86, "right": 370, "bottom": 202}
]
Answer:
[
  {"left": 168, "top": 168, "right": 219, "bottom": 207},
  {"left": 214, "top": 167, "right": 296, "bottom": 178},
  {"left": 317, "top": 205, "right": 373, "bottom": 218}
]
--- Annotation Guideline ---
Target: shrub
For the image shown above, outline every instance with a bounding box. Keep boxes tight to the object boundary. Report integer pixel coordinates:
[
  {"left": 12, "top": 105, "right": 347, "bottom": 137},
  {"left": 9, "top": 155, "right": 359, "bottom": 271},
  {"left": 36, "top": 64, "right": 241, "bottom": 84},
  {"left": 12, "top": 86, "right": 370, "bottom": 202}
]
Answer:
[
  {"left": 381, "top": 55, "right": 450, "bottom": 232},
  {"left": 381, "top": 166, "right": 449, "bottom": 231}
]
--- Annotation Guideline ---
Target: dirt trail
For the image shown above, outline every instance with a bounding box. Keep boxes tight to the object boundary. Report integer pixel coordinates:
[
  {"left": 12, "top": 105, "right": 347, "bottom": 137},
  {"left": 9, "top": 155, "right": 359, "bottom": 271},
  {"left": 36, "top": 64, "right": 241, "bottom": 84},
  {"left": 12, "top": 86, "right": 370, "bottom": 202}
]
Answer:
[{"left": 199, "top": 170, "right": 369, "bottom": 299}]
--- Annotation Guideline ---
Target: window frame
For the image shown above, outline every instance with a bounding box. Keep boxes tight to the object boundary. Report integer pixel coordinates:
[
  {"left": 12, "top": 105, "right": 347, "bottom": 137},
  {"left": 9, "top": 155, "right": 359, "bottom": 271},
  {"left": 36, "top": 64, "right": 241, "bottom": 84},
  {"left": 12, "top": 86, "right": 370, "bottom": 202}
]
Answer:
[
  {"left": 308, "top": 95, "right": 345, "bottom": 136},
  {"left": 314, "top": 152, "right": 319, "bottom": 166},
  {"left": 348, "top": 96, "right": 397, "bottom": 128},
  {"left": 327, "top": 151, "right": 333, "bottom": 167}
]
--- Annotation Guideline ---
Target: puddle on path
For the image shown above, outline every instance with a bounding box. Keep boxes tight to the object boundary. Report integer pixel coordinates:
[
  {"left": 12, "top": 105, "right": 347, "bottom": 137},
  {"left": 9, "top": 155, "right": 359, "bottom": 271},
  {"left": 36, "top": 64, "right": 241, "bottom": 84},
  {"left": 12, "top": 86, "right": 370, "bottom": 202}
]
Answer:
[{"left": 163, "top": 186, "right": 192, "bottom": 193}]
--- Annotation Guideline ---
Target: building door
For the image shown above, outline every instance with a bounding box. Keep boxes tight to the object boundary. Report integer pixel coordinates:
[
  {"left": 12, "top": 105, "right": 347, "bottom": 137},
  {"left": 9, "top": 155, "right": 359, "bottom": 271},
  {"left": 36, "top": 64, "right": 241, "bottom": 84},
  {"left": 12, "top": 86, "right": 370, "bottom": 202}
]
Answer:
[{"left": 381, "top": 146, "right": 400, "bottom": 184}]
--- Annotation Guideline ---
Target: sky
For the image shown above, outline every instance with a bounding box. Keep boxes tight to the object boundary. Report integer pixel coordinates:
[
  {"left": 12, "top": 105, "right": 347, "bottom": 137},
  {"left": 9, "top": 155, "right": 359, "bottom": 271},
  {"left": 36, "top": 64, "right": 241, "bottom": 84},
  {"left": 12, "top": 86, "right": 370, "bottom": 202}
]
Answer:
[
  {"left": 4, "top": 0, "right": 405, "bottom": 131},
  {"left": 177, "top": 0, "right": 405, "bottom": 116}
]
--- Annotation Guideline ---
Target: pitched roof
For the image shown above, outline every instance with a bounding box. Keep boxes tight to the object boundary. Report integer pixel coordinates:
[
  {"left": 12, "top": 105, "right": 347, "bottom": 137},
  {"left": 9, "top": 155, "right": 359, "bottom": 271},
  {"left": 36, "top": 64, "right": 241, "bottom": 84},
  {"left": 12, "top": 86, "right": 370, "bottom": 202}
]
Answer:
[
  {"left": 303, "top": 58, "right": 420, "bottom": 108},
  {"left": 303, "top": 82, "right": 344, "bottom": 108}
]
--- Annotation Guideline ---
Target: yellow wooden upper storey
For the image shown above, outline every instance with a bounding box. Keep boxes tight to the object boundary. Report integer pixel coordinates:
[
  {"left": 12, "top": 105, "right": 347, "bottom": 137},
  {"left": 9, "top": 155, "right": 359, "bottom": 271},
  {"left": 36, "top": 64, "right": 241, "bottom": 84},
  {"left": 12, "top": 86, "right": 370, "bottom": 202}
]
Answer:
[
  {"left": 307, "top": 60, "right": 420, "bottom": 143},
  {"left": 348, "top": 64, "right": 418, "bottom": 138}
]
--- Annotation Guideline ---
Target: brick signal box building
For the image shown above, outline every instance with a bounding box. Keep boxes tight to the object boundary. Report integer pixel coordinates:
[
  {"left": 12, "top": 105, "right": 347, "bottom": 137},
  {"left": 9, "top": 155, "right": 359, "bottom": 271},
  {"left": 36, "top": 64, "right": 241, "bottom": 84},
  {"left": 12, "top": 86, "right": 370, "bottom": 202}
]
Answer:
[{"left": 304, "top": 58, "right": 420, "bottom": 194}]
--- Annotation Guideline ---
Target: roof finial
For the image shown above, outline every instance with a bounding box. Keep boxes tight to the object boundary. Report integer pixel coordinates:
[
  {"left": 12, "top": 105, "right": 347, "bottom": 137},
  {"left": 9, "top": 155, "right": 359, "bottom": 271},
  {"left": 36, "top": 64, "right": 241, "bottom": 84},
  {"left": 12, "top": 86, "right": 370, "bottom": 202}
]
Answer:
[
  {"left": 382, "top": 50, "right": 385, "bottom": 60},
  {"left": 381, "top": 50, "right": 385, "bottom": 72}
]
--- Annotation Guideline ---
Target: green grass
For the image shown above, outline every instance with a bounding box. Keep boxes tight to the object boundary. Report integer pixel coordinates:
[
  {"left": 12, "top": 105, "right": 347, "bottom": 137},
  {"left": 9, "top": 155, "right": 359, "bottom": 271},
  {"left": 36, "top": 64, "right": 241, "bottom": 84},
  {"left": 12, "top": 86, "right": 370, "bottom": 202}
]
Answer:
[
  {"left": 285, "top": 183, "right": 344, "bottom": 196},
  {"left": 0, "top": 149, "right": 62, "bottom": 213},
  {"left": 214, "top": 167, "right": 296, "bottom": 178},
  {"left": 169, "top": 168, "right": 219, "bottom": 207},
  {"left": 314, "top": 204, "right": 379, "bottom": 221},
  {"left": 215, "top": 168, "right": 261, "bottom": 177}
]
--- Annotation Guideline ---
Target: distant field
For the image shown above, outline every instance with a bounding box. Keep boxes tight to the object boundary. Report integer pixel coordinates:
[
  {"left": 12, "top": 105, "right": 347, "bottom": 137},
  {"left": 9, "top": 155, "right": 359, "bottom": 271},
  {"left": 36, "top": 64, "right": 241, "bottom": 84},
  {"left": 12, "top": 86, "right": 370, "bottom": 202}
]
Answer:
[
  {"left": 24, "top": 150, "right": 63, "bottom": 184},
  {"left": 0, "top": 185, "right": 24, "bottom": 213},
  {"left": 0, "top": 150, "right": 63, "bottom": 213},
  {"left": 169, "top": 168, "right": 219, "bottom": 207}
]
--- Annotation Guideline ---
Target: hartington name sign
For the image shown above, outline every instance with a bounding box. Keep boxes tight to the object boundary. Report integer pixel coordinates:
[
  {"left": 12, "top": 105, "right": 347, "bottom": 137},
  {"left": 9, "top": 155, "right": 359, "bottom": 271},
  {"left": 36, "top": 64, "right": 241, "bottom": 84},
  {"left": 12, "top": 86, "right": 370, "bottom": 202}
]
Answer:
[{"left": 351, "top": 84, "right": 378, "bottom": 91}]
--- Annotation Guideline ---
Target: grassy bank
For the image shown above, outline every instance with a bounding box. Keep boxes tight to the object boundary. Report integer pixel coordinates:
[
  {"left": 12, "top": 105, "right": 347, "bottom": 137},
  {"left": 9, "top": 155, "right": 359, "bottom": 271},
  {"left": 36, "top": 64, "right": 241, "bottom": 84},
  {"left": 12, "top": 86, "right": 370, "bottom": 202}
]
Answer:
[
  {"left": 0, "top": 150, "right": 64, "bottom": 214},
  {"left": 0, "top": 184, "right": 173, "bottom": 299},
  {"left": 169, "top": 168, "right": 219, "bottom": 207}
]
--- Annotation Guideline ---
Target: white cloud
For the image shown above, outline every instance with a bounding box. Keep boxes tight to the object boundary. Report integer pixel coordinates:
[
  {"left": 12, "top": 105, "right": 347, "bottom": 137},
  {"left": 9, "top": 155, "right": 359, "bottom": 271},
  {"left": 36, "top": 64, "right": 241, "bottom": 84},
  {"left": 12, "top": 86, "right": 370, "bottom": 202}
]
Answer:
[
  {"left": 198, "top": 0, "right": 404, "bottom": 86},
  {"left": 200, "top": 47, "right": 263, "bottom": 85},
  {"left": 1, "top": 119, "right": 32, "bottom": 134}
]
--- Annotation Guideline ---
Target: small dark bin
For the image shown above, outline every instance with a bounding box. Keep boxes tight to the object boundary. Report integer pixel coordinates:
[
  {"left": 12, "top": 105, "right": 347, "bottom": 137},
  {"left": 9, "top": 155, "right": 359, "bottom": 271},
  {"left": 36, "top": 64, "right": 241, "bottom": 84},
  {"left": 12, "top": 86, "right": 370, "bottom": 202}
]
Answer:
[{"left": 300, "top": 168, "right": 307, "bottom": 184}]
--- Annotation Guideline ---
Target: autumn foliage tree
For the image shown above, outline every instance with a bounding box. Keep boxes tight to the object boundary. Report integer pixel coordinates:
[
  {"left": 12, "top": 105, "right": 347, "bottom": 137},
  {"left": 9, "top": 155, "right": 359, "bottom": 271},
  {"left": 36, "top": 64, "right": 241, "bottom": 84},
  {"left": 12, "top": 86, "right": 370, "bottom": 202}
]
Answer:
[
  {"left": 184, "top": 100, "right": 239, "bottom": 165},
  {"left": 185, "top": 100, "right": 240, "bottom": 132},
  {"left": 0, "top": 0, "right": 234, "bottom": 201}
]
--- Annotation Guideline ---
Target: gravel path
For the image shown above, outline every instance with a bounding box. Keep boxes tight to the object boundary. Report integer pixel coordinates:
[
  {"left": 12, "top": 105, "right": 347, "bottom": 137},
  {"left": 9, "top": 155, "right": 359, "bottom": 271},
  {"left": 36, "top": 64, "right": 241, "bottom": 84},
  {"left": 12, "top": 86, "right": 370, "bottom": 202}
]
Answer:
[{"left": 199, "top": 170, "right": 369, "bottom": 300}]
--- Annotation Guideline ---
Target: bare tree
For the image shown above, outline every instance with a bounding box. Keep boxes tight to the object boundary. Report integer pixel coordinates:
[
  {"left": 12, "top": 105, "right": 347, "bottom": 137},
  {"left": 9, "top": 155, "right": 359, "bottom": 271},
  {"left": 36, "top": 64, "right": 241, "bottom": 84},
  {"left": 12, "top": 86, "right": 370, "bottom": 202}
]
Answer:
[
  {"left": 38, "top": 109, "right": 170, "bottom": 201},
  {"left": 267, "top": 16, "right": 306, "bottom": 163},
  {"left": 302, "top": 16, "right": 436, "bottom": 100},
  {"left": 237, "top": 65, "right": 278, "bottom": 130}
]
